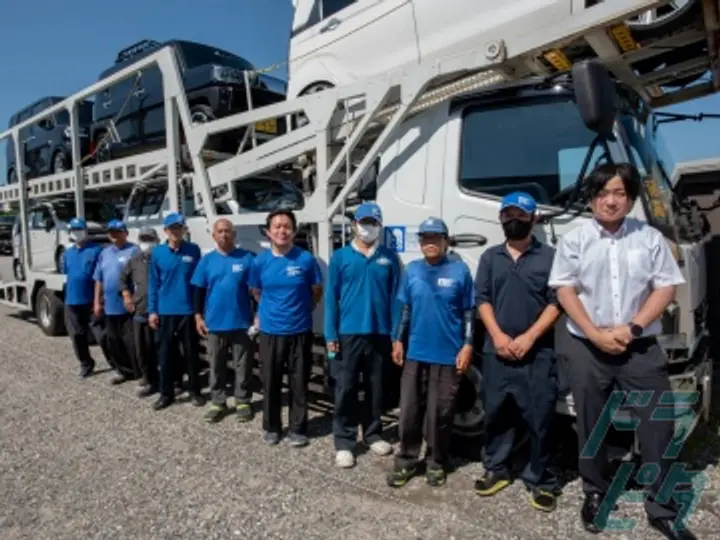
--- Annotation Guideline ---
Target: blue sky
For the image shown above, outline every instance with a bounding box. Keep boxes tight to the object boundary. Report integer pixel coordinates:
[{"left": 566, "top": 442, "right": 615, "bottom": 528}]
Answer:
[{"left": 0, "top": 0, "right": 718, "bottom": 183}]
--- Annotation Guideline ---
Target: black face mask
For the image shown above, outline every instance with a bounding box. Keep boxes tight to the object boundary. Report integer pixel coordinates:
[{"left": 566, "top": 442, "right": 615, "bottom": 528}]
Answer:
[{"left": 502, "top": 219, "right": 533, "bottom": 241}]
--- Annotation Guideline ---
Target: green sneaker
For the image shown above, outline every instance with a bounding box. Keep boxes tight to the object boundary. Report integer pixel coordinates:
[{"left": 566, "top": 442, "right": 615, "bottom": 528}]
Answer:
[
  {"left": 204, "top": 404, "right": 227, "bottom": 423},
  {"left": 426, "top": 468, "right": 447, "bottom": 487},
  {"left": 386, "top": 466, "right": 417, "bottom": 488},
  {"left": 235, "top": 403, "right": 254, "bottom": 423}
]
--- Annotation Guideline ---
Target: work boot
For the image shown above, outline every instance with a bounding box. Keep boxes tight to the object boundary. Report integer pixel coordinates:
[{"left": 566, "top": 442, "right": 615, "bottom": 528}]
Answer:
[
  {"left": 426, "top": 468, "right": 447, "bottom": 487},
  {"left": 235, "top": 403, "right": 254, "bottom": 423},
  {"left": 474, "top": 470, "right": 512, "bottom": 496},
  {"left": 386, "top": 465, "right": 418, "bottom": 488},
  {"left": 79, "top": 361, "right": 95, "bottom": 379},
  {"left": 530, "top": 490, "right": 557, "bottom": 513},
  {"left": 153, "top": 396, "right": 174, "bottom": 411},
  {"left": 204, "top": 404, "right": 227, "bottom": 423}
]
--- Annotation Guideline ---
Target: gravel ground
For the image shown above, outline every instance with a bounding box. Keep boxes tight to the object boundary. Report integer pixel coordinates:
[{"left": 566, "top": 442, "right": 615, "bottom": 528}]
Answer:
[{"left": 0, "top": 262, "right": 719, "bottom": 538}]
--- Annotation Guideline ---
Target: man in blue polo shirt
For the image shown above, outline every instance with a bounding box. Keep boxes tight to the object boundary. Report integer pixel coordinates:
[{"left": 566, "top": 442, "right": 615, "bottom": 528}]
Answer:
[
  {"left": 473, "top": 192, "right": 561, "bottom": 512},
  {"left": 148, "top": 212, "right": 205, "bottom": 410},
  {"left": 63, "top": 218, "right": 104, "bottom": 378},
  {"left": 387, "top": 217, "right": 475, "bottom": 489},
  {"left": 324, "top": 202, "right": 401, "bottom": 468},
  {"left": 249, "top": 209, "right": 323, "bottom": 447},
  {"left": 93, "top": 219, "right": 139, "bottom": 385},
  {"left": 192, "top": 218, "right": 256, "bottom": 424}
]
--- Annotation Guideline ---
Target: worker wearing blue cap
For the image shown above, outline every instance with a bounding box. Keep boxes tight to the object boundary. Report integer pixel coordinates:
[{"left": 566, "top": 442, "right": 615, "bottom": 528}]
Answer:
[
  {"left": 473, "top": 191, "right": 560, "bottom": 512},
  {"left": 324, "top": 202, "right": 401, "bottom": 468},
  {"left": 93, "top": 219, "right": 140, "bottom": 385},
  {"left": 62, "top": 218, "right": 104, "bottom": 378},
  {"left": 148, "top": 212, "right": 205, "bottom": 410},
  {"left": 387, "top": 216, "right": 475, "bottom": 489}
]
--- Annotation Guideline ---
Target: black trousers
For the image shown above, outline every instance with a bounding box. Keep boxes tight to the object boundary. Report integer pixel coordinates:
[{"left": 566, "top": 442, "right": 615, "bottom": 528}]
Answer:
[
  {"left": 158, "top": 315, "right": 201, "bottom": 399},
  {"left": 105, "top": 314, "right": 137, "bottom": 378},
  {"left": 64, "top": 304, "right": 106, "bottom": 369},
  {"left": 133, "top": 320, "right": 159, "bottom": 390},
  {"left": 258, "top": 332, "right": 313, "bottom": 435},
  {"left": 395, "top": 360, "right": 461, "bottom": 471},
  {"left": 564, "top": 334, "right": 677, "bottom": 520},
  {"left": 332, "top": 334, "right": 389, "bottom": 451},
  {"left": 483, "top": 350, "right": 558, "bottom": 492}
]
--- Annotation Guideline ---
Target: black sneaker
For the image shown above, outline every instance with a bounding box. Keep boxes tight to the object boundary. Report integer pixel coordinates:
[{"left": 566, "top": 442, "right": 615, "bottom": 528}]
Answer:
[
  {"left": 288, "top": 432, "right": 309, "bottom": 448},
  {"left": 191, "top": 394, "right": 206, "bottom": 407},
  {"left": 153, "top": 396, "right": 174, "bottom": 410},
  {"left": 386, "top": 466, "right": 417, "bottom": 488},
  {"left": 474, "top": 470, "right": 512, "bottom": 496},
  {"left": 79, "top": 361, "right": 95, "bottom": 379},
  {"left": 204, "top": 404, "right": 227, "bottom": 423},
  {"left": 137, "top": 385, "right": 157, "bottom": 398},
  {"left": 426, "top": 468, "right": 447, "bottom": 487},
  {"left": 530, "top": 490, "right": 557, "bottom": 512},
  {"left": 235, "top": 403, "right": 254, "bottom": 423},
  {"left": 111, "top": 375, "right": 128, "bottom": 385}
]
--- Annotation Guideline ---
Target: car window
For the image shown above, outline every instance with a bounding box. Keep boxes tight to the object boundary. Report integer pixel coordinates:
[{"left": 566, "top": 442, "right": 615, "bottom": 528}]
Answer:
[
  {"left": 459, "top": 98, "right": 604, "bottom": 206},
  {"left": 323, "top": 0, "right": 356, "bottom": 18},
  {"left": 53, "top": 201, "right": 119, "bottom": 223},
  {"left": 176, "top": 42, "right": 255, "bottom": 71},
  {"left": 233, "top": 179, "right": 305, "bottom": 212},
  {"left": 127, "top": 186, "right": 168, "bottom": 217}
]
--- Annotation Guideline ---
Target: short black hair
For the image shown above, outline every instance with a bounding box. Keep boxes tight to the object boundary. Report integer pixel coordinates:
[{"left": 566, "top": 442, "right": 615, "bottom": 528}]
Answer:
[
  {"left": 266, "top": 209, "right": 297, "bottom": 231},
  {"left": 584, "top": 162, "right": 642, "bottom": 202}
]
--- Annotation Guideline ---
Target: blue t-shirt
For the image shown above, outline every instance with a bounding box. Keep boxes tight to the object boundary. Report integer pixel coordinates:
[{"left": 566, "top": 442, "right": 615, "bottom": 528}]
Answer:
[
  {"left": 93, "top": 243, "right": 140, "bottom": 315},
  {"left": 63, "top": 242, "right": 103, "bottom": 306},
  {"left": 249, "top": 246, "right": 323, "bottom": 335},
  {"left": 398, "top": 257, "right": 475, "bottom": 366},
  {"left": 323, "top": 243, "right": 402, "bottom": 341},
  {"left": 148, "top": 241, "right": 202, "bottom": 316},
  {"left": 191, "top": 248, "right": 255, "bottom": 332}
]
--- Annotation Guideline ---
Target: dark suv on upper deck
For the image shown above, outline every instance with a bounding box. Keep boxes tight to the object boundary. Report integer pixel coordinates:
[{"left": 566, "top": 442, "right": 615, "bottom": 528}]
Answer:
[
  {"left": 90, "top": 39, "right": 288, "bottom": 162},
  {"left": 6, "top": 97, "right": 93, "bottom": 184}
]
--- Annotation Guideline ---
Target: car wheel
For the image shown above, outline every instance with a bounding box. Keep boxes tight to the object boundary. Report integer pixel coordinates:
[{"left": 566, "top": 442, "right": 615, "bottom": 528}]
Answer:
[
  {"left": 296, "top": 82, "right": 335, "bottom": 128},
  {"left": 55, "top": 247, "right": 65, "bottom": 274},
  {"left": 626, "top": 0, "right": 699, "bottom": 40},
  {"left": 453, "top": 364, "right": 486, "bottom": 438},
  {"left": 35, "top": 286, "right": 66, "bottom": 337},
  {"left": 190, "top": 104, "right": 216, "bottom": 124},
  {"left": 52, "top": 151, "right": 67, "bottom": 174}
]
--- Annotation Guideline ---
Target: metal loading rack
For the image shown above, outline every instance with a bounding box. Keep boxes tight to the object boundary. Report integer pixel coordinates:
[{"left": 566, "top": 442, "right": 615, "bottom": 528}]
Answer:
[{"left": 0, "top": 0, "right": 718, "bottom": 270}]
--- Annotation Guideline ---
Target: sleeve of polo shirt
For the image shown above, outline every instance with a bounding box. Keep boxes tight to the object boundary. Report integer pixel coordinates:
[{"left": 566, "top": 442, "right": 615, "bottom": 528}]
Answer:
[
  {"left": 309, "top": 255, "right": 323, "bottom": 286},
  {"left": 248, "top": 256, "right": 261, "bottom": 290},
  {"left": 92, "top": 250, "right": 104, "bottom": 282},
  {"left": 389, "top": 253, "right": 403, "bottom": 332},
  {"left": 323, "top": 252, "right": 341, "bottom": 342},
  {"left": 462, "top": 264, "right": 476, "bottom": 310},
  {"left": 474, "top": 251, "right": 492, "bottom": 306},
  {"left": 544, "top": 247, "right": 560, "bottom": 306},
  {"left": 650, "top": 233, "right": 686, "bottom": 288},
  {"left": 190, "top": 255, "right": 208, "bottom": 289},
  {"left": 119, "top": 255, "right": 133, "bottom": 293},
  {"left": 61, "top": 249, "right": 69, "bottom": 275},
  {"left": 548, "top": 231, "right": 580, "bottom": 288},
  {"left": 148, "top": 252, "right": 160, "bottom": 314}
]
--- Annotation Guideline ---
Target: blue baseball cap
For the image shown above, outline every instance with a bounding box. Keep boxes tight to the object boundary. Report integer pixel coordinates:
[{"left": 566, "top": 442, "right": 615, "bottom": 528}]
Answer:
[
  {"left": 354, "top": 202, "right": 382, "bottom": 223},
  {"left": 163, "top": 212, "right": 186, "bottom": 228},
  {"left": 500, "top": 192, "right": 537, "bottom": 214},
  {"left": 68, "top": 218, "right": 87, "bottom": 230},
  {"left": 107, "top": 219, "right": 127, "bottom": 231},
  {"left": 418, "top": 217, "right": 449, "bottom": 236}
]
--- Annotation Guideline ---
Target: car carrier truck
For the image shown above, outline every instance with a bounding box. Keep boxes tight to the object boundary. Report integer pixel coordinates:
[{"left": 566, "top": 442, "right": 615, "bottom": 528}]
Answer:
[{"left": 0, "top": 0, "right": 716, "bottom": 446}]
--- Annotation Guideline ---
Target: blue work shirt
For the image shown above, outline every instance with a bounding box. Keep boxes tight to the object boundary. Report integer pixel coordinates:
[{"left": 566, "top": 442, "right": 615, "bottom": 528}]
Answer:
[
  {"left": 191, "top": 248, "right": 255, "bottom": 332},
  {"left": 249, "top": 246, "right": 323, "bottom": 335},
  {"left": 475, "top": 237, "right": 558, "bottom": 353},
  {"left": 93, "top": 243, "right": 140, "bottom": 315},
  {"left": 397, "top": 257, "right": 475, "bottom": 366},
  {"left": 148, "top": 241, "right": 202, "bottom": 316},
  {"left": 63, "top": 242, "right": 103, "bottom": 306},
  {"left": 324, "top": 242, "right": 401, "bottom": 341}
]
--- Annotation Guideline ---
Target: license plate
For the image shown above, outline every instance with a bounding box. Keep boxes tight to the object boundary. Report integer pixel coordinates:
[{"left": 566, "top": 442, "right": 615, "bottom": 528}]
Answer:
[{"left": 254, "top": 119, "right": 277, "bottom": 134}]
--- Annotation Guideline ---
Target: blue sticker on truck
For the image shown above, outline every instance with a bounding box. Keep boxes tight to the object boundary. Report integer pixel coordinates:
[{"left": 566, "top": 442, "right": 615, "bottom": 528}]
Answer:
[{"left": 384, "top": 226, "right": 406, "bottom": 253}]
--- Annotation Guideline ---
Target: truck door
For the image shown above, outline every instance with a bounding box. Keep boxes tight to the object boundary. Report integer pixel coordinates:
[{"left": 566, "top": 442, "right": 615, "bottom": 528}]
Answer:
[
  {"left": 29, "top": 207, "right": 55, "bottom": 270},
  {"left": 289, "top": 0, "right": 418, "bottom": 94}
]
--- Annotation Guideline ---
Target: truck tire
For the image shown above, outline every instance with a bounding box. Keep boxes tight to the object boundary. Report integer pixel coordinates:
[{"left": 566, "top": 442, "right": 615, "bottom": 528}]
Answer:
[{"left": 35, "top": 286, "right": 66, "bottom": 337}]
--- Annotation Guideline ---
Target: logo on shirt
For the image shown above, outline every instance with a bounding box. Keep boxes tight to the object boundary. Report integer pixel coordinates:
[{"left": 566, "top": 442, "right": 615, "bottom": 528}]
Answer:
[
  {"left": 232, "top": 263, "right": 243, "bottom": 273},
  {"left": 118, "top": 256, "right": 128, "bottom": 263},
  {"left": 376, "top": 257, "right": 391, "bottom": 266},
  {"left": 182, "top": 255, "right": 194, "bottom": 263},
  {"left": 437, "top": 278, "right": 455, "bottom": 288},
  {"left": 286, "top": 265, "right": 302, "bottom": 277}
]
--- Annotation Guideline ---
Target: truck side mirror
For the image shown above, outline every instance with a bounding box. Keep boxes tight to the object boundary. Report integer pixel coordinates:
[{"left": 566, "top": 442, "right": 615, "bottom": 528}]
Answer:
[
  {"left": 449, "top": 233, "right": 488, "bottom": 248},
  {"left": 572, "top": 60, "right": 617, "bottom": 138},
  {"left": 44, "top": 218, "right": 54, "bottom": 232}
]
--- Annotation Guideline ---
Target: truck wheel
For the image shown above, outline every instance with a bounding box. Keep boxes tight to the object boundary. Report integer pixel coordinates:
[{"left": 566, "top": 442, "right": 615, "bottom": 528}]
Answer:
[
  {"left": 453, "top": 364, "right": 486, "bottom": 439},
  {"left": 35, "top": 286, "right": 66, "bottom": 337}
]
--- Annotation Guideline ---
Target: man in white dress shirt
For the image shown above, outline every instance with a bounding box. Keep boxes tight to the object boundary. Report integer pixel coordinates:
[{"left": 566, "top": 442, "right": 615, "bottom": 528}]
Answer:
[{"left": 549, "top": 163, "right": 693, "bottom": 540}]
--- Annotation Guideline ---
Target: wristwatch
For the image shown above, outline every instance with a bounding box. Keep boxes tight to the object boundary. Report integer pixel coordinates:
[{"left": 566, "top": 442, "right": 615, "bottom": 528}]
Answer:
[{"left": 629, "top": 322, "right": 644, "bottom": 339}]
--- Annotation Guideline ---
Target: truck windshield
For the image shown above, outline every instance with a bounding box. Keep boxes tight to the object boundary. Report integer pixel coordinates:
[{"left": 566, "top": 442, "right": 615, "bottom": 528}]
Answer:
[
  {"left": 177, "top": 42, "right": 255, "bottom": 71},
  {"left": 459, "top": 97, "right": 606, "bottom": 207},
  {"left": 54, "top": 201, "right": 119, "bottom": 223},
  {"left": 233, "top": 179, "right": 304, "bottom": 212}
]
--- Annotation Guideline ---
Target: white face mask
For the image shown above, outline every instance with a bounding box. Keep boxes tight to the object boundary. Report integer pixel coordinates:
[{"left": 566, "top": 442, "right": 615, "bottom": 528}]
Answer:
[
  {"left": 139, "top": 241, "right": 156, "bottom": 253},
  {"left": 356, "top": 223, "right": 380, "bottom": 243},
  {"left": 73, "top": 230, "right": 87, "bottom": 242}
]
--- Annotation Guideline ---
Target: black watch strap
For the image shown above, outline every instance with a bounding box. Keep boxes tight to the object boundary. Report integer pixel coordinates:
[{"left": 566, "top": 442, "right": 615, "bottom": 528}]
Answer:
[{"left": 629, "top": 323, "right": 644, "bottom": 338}]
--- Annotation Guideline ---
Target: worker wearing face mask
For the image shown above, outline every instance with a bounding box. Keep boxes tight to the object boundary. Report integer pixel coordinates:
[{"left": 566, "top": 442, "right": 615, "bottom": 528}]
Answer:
[
  {"left": 474, "top": 192, "right": 561, "bottom": 512},
  {"left": 324, "top": 202, "right": 401, "bottom": 469},
  {"left": 120, "top": 227, "right": 161, "bottom": 397},
  {"left": 62, "top": 218, "right": 104, "bottom": 378}
]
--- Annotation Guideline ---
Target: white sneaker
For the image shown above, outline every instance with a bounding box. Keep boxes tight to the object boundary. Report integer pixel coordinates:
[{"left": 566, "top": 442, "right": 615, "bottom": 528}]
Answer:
[
  {"left": 335, "top": 450, "right": 355, "bottom": 468},
  {"left": 369, "top": 440, "right": 393, "bottom": 456}
]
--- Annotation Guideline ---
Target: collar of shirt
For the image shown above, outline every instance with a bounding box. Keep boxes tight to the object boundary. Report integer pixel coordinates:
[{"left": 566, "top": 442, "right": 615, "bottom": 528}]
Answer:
[
  {"left": 500, "top": 235, "right": 542, "bottom": 259},
  {"left": 351, "top": 239, "right": 378, "bottom": 258},
  {"left": 591, "top": 217, "right": 629, "bottom": 239}
]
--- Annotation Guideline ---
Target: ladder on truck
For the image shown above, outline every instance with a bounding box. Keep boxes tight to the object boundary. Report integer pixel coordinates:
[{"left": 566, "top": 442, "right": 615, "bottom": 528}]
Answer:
[{"left": 0, "top": 0, "right": 718, "bottom": 284}]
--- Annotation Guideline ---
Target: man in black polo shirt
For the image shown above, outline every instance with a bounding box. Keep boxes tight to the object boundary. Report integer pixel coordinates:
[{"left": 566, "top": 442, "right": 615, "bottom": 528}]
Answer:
[{"left": 473, "top": 192, "right": 561, "bottom": 512}]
